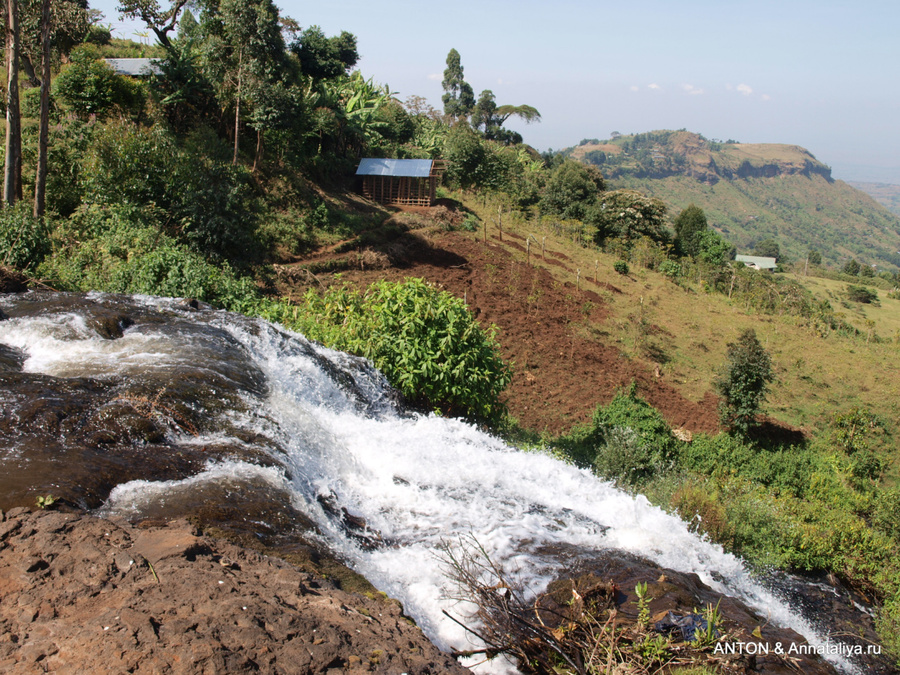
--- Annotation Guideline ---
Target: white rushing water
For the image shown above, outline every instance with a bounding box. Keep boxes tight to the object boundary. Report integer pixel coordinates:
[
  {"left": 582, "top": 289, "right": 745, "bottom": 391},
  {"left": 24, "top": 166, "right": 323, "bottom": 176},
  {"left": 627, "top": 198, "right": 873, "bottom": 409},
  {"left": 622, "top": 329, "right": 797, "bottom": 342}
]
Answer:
[{"left": 0, "top": 295, "right": 857, "bottom": 673}]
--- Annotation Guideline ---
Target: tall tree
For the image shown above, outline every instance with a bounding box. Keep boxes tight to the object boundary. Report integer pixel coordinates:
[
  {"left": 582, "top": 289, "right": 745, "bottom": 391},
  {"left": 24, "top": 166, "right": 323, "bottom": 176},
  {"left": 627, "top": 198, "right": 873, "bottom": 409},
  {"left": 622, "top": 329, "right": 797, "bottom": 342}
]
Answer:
[
  {"left": 441, "top": 48, "right": 473, "bottom": 120},
  {"left": 33, "top": 0, "right": 50, "bottom": 216},
  {"left": 4, "top": 0, "right": 22, "bottom": 205},
  {"left": 715, "top": 329, "right": 774, "bottom": 437},
  {"left": 472, "top": 89, "right": 540, "bottom": 144},
  {"left": 199, "top": 0, "right": 287, "bottom": 165},
  {"left": 290, "top": 25, "right": 357, "bottom": 81}
]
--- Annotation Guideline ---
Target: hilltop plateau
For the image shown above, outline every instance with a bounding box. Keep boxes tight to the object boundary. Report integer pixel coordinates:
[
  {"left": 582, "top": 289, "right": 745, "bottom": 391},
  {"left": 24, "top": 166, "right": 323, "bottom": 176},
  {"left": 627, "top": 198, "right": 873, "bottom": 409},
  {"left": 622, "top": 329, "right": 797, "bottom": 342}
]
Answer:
[{"left": 564, "top": 131, "right": 900, "bottom": 269}]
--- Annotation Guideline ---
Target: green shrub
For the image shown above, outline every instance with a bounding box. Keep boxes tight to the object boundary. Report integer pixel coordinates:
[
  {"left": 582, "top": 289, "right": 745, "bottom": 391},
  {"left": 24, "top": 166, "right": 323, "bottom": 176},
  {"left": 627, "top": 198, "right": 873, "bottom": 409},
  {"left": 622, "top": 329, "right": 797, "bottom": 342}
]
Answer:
[
  {"left": 39, "top": 204, "right": 259, "bottom": 309},
  {"left": 54, "top": 48, "right": 146, "bottom": 119},
  {"left": 593, "top": 426, "right": 663, "bottom": 487},
  {"left": 0, "top": 203, "right": 52, "bottom": 271},
  {"left": 846, "top": 284, "right": 878, "bottom": 304},
  {"left": 558, "top": 385, "right": 679, "bottom": 484},
  {"left": 81, "top": 122, "right": 261, "bottom": 262},
  {"left": 265, "top": 278, "right": 512, "bottom": 424},
  {"left": 714, "top": 329, "right": 774, "bottom": 436},
  {"left": 678, "top": 433, "right": 812, "bottom": 498},
  {"left": 613, "top": 260, "right": 629, "bottom": 275},
  {"left": 658, "top": 259, "right": 681, "bottom": 280}
]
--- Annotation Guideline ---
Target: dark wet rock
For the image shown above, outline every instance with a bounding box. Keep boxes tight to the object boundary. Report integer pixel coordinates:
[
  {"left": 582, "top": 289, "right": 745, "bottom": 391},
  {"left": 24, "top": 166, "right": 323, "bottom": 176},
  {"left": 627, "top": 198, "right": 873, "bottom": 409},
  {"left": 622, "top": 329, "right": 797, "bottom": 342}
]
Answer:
[
  {"left": 0, "top": 510, "right": 468, "bottom": 674},
  {"left": 0, "top": 266, "right": 28, "bottom": 293},
  {"left": 766, "top": 568, "right": 898, "bottom": 674},
  {"left": 0, "top": 343, "right": 23, "bottom": 371},
  {"left": 88, "top": 312, "right": 135, "bottom": 339}
]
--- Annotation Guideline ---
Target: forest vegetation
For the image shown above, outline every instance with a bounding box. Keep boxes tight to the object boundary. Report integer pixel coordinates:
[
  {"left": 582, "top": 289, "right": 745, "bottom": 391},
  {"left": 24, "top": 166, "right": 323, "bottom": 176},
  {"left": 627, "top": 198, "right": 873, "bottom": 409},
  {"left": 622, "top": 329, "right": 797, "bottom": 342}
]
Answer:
[{"left": 1, "top": 0, "right": 900, "bottom": 671}]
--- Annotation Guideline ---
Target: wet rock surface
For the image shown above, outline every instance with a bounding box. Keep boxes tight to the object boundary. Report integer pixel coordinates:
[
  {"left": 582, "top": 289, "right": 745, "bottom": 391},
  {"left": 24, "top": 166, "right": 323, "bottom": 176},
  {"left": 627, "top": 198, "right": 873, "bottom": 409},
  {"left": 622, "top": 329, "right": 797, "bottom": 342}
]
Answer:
[
  {"left": 552, "top": 549, "right": 894, "bottom": 674},
  {"left": 0, "top": 509, "right": 468, "bottom": 674}
]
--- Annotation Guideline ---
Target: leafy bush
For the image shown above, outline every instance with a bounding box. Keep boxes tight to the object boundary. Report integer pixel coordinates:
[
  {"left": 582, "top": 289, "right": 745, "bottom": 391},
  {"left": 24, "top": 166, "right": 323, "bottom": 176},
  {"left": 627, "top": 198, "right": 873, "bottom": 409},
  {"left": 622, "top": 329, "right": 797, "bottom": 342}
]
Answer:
[
  {"left": 54, "top": 48, "right": 146, "bottom": 119},
  {"left": 593, "top": 426, "right": 661, "bottom": 487},
  {"left": 847, "top": 284, "right": 878, "bottom": 304},
  {"left": 81, "top": 122, "right": 261, "bottom": 262},
  {"left": 658, "top": 259, "right": 681, "bottom": 280},
  {"left": 266, "top": 278, "right": 512, "bottom": 424},
  {"left": 558, "top": 385, "right": 679, "bottom": 485},
  {"left": 539, "top": 160, "right": 605, "bottom": 221},
  {"left": 591, "top": 189, "right": 669, "bottom": 245},
  {"left": 613, "top": 260, "right": 629, "bottom": 275},
  {"left": 0, "top": 203, "right": 52, "bottom": 271},
  {"left": 679, "top": 433, "right": 812, "bottom": 498},
  {"left": 39, "top": 204, "right": 259, "bottom": 309},
  {"left": 714, "top": 329, "right": 774, "bottom": 436}
]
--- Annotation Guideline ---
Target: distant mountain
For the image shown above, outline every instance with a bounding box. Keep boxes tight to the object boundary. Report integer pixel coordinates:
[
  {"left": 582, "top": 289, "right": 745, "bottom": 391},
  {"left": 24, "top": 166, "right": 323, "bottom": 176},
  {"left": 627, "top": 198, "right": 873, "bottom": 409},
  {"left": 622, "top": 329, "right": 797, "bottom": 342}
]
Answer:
[
  {"left": 563, "top": 131, "right": 900, "bottom": 269},
  {"left": 847, "top": 182, "right": 900, "bottom": 217}
]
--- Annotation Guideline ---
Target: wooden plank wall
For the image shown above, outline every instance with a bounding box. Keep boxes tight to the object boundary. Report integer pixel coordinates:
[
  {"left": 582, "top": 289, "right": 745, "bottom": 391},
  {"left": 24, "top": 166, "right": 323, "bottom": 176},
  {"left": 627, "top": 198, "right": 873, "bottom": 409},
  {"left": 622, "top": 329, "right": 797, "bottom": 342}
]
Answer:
[{"left": 362, "top": 176, "right": 434, "bottom": 206}]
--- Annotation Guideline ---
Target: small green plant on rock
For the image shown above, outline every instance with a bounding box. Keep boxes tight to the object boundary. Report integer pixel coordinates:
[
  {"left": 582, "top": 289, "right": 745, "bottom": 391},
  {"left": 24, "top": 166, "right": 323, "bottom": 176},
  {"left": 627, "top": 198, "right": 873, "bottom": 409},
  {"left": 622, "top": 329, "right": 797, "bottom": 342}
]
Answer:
[
  {"left": 635, "top": 581, "right": 650, "bottom": 629},
  {"left": 35, "top": 495, "right": 56, "bottom": 509}
]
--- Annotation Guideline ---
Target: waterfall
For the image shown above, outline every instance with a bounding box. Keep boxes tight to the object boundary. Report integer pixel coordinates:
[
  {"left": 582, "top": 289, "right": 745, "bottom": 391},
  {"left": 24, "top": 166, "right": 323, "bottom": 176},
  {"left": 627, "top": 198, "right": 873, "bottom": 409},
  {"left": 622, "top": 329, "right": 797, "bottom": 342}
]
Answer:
[{"left": 0, "top": 293, "right": 858, "bottom": 673}]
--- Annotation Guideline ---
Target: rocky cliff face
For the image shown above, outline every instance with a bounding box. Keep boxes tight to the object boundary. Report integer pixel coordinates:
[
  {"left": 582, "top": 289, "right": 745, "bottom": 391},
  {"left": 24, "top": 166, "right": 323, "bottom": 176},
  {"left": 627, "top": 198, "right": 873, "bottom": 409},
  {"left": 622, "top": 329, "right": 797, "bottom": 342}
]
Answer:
[{"left": 569, "top": 131, "right": 833, "bottom": 185}]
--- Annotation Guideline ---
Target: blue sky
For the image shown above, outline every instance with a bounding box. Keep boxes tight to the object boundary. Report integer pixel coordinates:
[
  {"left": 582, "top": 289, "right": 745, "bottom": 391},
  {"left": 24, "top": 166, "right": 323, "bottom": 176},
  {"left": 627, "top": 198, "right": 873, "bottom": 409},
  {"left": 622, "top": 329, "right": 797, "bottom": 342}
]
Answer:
[{"left": 94, "top": 0, "right": 900, "bottom": 183}]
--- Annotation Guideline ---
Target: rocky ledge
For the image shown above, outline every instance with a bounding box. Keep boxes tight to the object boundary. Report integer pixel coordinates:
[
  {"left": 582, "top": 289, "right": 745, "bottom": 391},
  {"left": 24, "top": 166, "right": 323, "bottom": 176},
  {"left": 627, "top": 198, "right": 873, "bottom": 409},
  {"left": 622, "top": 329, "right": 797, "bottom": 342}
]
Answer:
[{"left": 0, "top": 508, "right": 467, "bottom": 674}]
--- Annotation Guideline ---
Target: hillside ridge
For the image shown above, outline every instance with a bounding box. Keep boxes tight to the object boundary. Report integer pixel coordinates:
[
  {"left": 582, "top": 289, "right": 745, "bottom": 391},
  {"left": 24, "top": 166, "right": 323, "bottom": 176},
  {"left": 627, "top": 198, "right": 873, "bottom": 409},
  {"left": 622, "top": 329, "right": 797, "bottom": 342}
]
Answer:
[{"left": 563, "top": 130, "right": 900, "bottom": 269}]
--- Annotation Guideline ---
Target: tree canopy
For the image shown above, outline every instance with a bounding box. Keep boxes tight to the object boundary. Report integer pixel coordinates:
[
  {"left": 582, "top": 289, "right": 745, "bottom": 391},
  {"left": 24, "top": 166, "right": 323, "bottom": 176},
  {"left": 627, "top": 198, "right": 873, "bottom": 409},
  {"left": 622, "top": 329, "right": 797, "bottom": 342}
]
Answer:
[
  {"left": 673, "top": 204, "right": 707, "bottom": 257},
  {"left": 592, "top": 189, "right": 668, "bottom": 245},
  {"left": 290, "top": 26, "right": 357, "bottom": 81}
]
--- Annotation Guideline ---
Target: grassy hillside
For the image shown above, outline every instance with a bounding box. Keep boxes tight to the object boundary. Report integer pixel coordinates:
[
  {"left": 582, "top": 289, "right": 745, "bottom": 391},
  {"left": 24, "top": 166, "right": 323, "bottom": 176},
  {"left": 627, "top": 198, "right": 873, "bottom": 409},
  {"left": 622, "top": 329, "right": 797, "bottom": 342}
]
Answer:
[
  {"left": 565, "top": 131, "right": 900, "bottom": 270},
  {"left": 850, "top": 181, "right": 900, "bottom": 216}
]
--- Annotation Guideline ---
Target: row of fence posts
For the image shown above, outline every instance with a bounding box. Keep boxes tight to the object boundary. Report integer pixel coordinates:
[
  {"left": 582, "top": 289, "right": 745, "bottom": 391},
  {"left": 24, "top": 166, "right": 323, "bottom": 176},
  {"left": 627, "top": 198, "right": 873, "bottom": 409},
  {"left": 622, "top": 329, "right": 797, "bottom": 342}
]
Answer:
[{"left": 483, "top": 210, "right": 601, "bottom": 292}]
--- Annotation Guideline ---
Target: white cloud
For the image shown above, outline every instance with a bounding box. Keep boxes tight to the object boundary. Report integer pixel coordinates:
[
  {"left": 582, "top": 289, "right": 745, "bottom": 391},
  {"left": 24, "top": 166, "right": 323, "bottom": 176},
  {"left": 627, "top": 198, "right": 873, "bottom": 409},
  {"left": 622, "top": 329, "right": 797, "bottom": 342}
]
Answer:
[
  {"left": 427, "top": 73, "right": 441, "bottom": 81},
  {"left": 630, "top": 85, "right": 639, "bottom": 92},
  {"left": 648, "top": 83, "right": 661, "bottom": 90},
  {"left": 682, "top": 84, "right": 704, "bottom": 95},
  {"left": 737, "top": 83, "right": 753, "bottom": 96},
  {"left": 761, "top": 94, "right": 771, "bottom": 101}
]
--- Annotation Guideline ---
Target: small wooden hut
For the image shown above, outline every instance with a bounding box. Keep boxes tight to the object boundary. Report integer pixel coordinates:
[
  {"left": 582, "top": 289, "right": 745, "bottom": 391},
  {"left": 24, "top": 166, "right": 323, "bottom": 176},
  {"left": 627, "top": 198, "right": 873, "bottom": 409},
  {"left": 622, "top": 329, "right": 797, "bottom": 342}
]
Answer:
[{"left": 356, "top": 159, "right": 444, "bottom": 207}]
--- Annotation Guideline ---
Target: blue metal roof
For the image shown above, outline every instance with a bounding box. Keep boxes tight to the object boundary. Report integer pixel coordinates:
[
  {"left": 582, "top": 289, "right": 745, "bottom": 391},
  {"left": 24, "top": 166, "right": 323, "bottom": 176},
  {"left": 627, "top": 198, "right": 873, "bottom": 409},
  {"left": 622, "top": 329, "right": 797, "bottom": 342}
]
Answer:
[{"left": 356, "top": 158, "right": 433, "bottom": 177}]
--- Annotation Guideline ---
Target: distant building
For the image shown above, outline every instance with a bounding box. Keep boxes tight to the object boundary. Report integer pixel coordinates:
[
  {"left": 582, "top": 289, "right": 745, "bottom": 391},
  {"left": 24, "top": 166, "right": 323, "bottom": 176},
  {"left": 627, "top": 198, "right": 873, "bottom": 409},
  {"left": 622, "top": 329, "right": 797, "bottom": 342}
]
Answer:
[
  {"left": 735, "top": 254, "right": 777, "bottom": 271},
  {"left": 355, "top": 159, "right": 445, "bottom": 207},
  {"left": 104, "top": 58, "right": 161, "bottom": 77}
]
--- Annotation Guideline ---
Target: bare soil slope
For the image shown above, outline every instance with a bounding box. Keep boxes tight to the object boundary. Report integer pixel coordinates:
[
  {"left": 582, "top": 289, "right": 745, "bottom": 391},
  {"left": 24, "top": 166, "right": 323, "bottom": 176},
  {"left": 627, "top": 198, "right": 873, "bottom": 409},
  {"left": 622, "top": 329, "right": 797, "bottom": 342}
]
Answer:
[{"left": 273, "top": 218, "right": 719, "bottom": 436}]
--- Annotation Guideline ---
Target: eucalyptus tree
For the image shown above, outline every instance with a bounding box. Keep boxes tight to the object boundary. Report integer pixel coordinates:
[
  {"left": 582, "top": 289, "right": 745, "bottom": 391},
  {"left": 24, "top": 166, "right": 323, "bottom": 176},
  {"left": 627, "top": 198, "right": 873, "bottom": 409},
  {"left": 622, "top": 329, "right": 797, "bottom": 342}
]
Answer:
[
  {"left": 4, "top": 0, "right": 22, "bottom": 205},
  {"left": 441, "top": 48, "right": 474, "bottom": 120},
  {"left": 4, "top": 0, "right": 91, "bottom": 213},
  {"left": 17, "top": 0, "right": 89, "bottom": 86}
]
